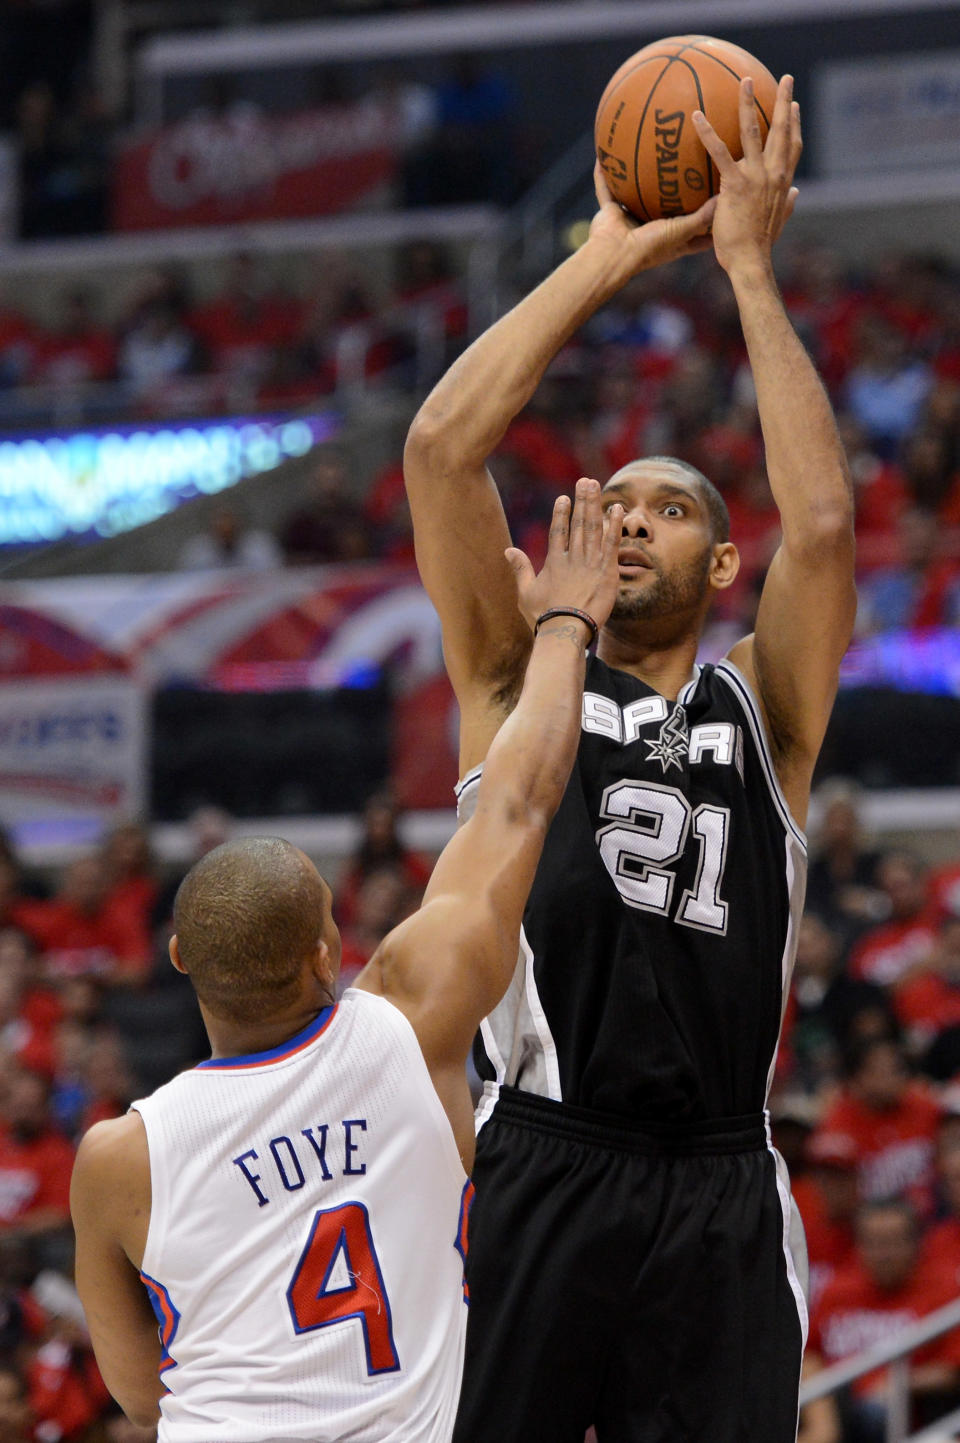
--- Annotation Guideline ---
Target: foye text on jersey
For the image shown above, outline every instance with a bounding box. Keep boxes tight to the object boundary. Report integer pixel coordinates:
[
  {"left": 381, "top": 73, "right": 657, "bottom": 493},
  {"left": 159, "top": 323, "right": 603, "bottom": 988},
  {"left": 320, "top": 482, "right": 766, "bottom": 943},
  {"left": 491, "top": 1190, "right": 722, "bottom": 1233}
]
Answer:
[{"left": 232, "top": 1118, "right": 368, "bottom": 1207}]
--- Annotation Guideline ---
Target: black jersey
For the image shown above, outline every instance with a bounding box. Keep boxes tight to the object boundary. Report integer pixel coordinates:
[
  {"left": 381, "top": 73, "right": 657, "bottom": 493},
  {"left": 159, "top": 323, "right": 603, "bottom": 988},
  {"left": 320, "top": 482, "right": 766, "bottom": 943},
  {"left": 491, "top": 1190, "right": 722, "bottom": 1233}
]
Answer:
[{"left": 457, "top": 655, "right": 807, "bottom": 1124}]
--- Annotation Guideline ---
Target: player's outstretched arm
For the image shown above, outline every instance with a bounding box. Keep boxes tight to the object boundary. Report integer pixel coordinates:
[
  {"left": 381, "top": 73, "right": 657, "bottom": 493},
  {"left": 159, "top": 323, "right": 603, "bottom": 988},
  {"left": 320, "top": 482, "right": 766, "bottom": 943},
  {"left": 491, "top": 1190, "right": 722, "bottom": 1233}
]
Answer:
[
  {"left": 404, "top": 183, "right": 716, "bottom": 774},
  {"left": 358, "top": 481, "right": 622, "bottom": 1162},
  {"left": 70, "top": 1113, "right": 164, "bottom": 1428},
  {"left": 694, "top": 77, "right": 856, "bottom": 826}
]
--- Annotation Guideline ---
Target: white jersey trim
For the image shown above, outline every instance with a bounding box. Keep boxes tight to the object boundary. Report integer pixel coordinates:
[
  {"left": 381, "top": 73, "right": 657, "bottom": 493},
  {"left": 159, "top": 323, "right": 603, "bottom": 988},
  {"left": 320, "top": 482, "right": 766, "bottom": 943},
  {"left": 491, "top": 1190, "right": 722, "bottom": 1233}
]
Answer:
[
  {"left": 454, "top": 765, "right": 483, "bottom": 808},
  {"left": 765, "top": 1113, "right": 810, "bottom": 1347},
  {"left": 713, "top": 661, "right": 807, "bottom": 852},
  {"left": 520, "top": 924, "right": 562, "bottom": 1103}
]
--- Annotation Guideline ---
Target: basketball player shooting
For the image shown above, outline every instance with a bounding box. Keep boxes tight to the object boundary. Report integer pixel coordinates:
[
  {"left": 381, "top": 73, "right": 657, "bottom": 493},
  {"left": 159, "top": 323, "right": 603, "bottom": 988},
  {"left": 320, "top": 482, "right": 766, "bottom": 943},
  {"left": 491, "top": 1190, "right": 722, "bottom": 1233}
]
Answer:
[
  {"left": 404, "top": 77, "right": 856, "bottom": 1442},
  {"left": 69, "top": 481, "right": 624, "bottom": 1442}
]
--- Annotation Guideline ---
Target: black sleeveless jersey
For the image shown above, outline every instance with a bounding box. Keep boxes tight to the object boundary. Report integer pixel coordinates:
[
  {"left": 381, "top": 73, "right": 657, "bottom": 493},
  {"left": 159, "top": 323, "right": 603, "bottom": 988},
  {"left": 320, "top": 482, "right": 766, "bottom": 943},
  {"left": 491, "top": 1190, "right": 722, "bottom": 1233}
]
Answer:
[{"left": 458, "top": 656, "right": 807, "bottom": 1125}]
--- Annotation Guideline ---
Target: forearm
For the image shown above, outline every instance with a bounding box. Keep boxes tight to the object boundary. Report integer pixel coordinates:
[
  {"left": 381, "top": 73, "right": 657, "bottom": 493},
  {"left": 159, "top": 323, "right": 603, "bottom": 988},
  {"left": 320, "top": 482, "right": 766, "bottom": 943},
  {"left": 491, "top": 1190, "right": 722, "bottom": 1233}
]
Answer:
[
  {"left": 481, "top": 619, "right": 589, "bottom": 822},
  {"left": 408, "top": 239, "right": 629, "bottom": 468},
  {"left": 730, "top": 263, "right": 853, "bottom": 547}
]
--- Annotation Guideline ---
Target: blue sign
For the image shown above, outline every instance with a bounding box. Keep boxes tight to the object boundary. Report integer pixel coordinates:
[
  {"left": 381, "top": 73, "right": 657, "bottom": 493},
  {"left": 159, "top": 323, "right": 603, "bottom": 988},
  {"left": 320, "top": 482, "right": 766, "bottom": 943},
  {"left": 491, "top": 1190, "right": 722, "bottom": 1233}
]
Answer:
[{"left": 0, "top": 414, "right": 339, "bottom": 547}]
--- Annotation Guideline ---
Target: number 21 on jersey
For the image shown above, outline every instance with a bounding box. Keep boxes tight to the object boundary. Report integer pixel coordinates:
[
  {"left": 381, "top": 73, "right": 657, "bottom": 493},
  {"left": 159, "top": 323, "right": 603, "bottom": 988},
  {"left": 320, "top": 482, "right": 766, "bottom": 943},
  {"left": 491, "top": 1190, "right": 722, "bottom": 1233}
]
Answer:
[
  {"left": 287, "top": 1201, "right": 400, "bottom": 1375},
  {"left": 597, "top": 779, "right": 730, "bottom": 934}
]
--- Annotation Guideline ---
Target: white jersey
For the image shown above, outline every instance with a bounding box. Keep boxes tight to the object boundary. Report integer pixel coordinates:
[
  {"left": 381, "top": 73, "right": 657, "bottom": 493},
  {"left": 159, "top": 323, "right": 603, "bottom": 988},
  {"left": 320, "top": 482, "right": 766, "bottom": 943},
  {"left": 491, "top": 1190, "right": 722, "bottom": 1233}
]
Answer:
[{"left": 131, "top": 988, "right": 470, "bottom": 1443}]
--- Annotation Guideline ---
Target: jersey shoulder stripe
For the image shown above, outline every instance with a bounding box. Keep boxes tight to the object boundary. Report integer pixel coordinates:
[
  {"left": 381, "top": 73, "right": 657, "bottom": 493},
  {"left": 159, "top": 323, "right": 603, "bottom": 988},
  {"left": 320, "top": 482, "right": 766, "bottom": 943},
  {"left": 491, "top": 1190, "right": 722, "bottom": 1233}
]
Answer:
[{"left": 712, "top": 660, "right": 807, "bottom": 852}]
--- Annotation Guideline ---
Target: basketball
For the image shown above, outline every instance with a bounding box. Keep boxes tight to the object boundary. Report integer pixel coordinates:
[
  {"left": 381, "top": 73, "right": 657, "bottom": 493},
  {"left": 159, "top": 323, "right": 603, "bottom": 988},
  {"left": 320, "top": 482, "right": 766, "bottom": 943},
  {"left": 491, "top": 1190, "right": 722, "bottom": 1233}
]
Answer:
[{"left": 594, "top": 35, "right": 779, "bottom": 222}]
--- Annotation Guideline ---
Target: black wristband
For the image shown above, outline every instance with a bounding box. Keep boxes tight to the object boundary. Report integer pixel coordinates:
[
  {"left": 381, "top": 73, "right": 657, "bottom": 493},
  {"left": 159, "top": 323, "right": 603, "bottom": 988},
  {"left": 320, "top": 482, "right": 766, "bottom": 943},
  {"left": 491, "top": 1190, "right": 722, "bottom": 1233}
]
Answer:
[{"left": 534, "top": 607, "right": 599, "bottom": 648}]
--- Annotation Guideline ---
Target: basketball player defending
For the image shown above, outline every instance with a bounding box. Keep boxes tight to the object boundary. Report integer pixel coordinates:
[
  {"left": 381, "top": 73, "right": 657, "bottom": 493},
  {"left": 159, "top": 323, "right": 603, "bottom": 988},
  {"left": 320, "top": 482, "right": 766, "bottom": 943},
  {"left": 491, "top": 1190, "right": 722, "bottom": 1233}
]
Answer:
[
  {"left": 405, "top": 78, "right": 855, "bottom": 1442},
  {"left": 69, "top": 481, "right": 624, "bottom": 1442}
]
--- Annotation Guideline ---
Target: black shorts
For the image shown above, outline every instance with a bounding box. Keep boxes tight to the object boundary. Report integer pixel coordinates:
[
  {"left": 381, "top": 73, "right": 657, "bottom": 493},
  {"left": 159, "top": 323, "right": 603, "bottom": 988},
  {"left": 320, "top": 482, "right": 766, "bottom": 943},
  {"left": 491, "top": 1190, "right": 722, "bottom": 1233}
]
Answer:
[{"left": 453, "top": 1088, "right": 807, "bottom": 1443}]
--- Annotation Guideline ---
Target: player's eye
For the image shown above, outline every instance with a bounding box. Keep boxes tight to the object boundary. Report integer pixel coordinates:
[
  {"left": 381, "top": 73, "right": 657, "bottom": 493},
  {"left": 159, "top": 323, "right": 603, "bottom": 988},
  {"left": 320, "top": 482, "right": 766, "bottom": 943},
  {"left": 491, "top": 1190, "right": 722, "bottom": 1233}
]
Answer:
[{"left": 663, "top": 504, "right": 685, "bottom": 518}]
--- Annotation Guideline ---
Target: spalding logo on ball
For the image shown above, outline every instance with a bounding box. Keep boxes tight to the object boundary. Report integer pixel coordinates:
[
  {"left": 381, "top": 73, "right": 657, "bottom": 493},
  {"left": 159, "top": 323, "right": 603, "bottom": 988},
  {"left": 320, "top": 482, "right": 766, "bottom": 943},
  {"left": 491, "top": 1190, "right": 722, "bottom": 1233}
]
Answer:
[{"left": 595, "top": 35, "right": 779, "bottom": 222}]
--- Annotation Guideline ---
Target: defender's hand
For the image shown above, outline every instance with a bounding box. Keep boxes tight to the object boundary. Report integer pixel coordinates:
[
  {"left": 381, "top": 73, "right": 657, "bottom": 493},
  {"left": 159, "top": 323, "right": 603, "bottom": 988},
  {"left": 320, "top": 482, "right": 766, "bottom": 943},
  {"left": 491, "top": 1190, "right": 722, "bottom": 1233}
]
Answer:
[
  {"left": 506, "top": 479, "right": 623, "bottom": 639},
  {"left": 588, "top": 163, "right": 717, "bottom": 281},
  {"left": 692, "top": 74, "right": 802, "bottom": 278}
]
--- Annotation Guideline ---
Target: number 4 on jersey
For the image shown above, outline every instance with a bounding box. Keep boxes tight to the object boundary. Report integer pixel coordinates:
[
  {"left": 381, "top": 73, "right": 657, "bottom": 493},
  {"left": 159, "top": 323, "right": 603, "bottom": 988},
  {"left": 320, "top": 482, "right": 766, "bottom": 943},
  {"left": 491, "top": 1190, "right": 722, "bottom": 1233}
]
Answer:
[{"left": 287, "top": 1202, "right": 400, "bottom": 1375}]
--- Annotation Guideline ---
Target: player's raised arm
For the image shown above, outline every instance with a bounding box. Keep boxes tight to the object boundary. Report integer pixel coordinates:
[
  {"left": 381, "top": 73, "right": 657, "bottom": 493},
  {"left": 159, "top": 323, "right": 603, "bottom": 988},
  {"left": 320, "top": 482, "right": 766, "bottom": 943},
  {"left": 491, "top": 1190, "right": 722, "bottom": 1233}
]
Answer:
[
  {"left": 357, "top": 481, "right": 622, "bottom": 1160},
  {"left": 404, "top": 180, "right": 717, "bottom": 772},
  {"left": 694, "top": 76, "right": 856, "bottom": 825}
]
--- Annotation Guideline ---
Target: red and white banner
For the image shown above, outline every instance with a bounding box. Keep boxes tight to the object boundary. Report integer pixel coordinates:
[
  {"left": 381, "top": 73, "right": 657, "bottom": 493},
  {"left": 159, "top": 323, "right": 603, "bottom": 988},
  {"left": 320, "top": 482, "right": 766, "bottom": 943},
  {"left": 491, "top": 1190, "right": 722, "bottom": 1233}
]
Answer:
[{"left": 112, "top": 99, "right": 400, "bottom": 231}]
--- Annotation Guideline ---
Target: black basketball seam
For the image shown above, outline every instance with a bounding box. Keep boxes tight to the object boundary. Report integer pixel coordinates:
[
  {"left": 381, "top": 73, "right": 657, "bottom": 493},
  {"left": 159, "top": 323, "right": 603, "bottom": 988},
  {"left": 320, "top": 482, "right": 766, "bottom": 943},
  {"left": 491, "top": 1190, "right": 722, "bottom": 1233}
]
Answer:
[
  {"left": 595, "top": 42, "right": 690, "bottom": 115},
  {"left": 657, "top": 51, "right": 713, "bottom": 201},
  {"left": 685, "top": 44, "right": 774, "bottom": 128},
  {"left": 632, "top": 56, "right": 681, "bottom": 223}
]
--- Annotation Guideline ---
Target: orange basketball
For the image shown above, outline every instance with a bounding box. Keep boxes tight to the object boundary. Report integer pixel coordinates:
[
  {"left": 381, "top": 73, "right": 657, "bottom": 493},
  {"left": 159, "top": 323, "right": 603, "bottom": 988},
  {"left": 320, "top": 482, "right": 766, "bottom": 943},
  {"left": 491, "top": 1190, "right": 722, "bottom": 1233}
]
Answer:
[{"left": 594, "top": 35, "right": 779, "bottom": 222}]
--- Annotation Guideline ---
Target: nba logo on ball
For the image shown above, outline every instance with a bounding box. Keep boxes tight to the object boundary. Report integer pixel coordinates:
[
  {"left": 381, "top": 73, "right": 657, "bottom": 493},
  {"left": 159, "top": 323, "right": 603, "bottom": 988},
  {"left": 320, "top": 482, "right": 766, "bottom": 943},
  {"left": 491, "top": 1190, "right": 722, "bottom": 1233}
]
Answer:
[{"left": 594, "top": 35, "right": 779, "bottom": 222}]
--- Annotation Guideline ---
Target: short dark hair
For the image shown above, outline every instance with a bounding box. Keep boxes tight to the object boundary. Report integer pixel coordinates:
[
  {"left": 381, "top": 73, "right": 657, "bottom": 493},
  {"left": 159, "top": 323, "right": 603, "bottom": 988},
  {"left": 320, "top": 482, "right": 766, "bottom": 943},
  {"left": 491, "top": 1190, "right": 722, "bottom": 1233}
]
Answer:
[
  {"left": 643, "top": 456, "right": 731, "bottom": 543},
  {"left": 173, "top": 837, "right": 328, "bottom": 1024}
]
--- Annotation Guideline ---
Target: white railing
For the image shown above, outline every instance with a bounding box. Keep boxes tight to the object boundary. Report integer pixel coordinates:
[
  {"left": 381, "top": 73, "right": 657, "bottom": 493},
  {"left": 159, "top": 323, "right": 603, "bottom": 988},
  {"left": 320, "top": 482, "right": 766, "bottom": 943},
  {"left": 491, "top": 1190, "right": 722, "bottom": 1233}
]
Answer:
[
  {"left": 134, "top": 0, "right": 949, "bottom": 124},
  {"left": 799, "top": 1296, "right": 960, "bottom": 1443}
]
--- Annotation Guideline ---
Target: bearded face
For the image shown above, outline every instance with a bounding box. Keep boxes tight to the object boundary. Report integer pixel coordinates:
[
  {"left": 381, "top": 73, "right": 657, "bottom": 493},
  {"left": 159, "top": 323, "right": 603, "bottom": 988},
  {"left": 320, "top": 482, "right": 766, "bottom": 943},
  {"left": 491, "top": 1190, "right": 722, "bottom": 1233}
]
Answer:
[{"left": 610, "top": 543, "right": 713, "bottom": 623}]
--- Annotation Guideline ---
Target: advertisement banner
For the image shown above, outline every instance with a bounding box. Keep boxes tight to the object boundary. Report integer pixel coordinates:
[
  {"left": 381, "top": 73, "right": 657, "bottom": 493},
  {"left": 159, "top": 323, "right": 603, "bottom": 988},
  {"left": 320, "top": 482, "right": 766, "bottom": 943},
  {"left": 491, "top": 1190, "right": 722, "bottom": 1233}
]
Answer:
[
  {"left": 816, "top": 50, "right": 960, "bottom": 176},
  {"left": 113, "top": 100, "right": 399, "bottom": 230},
  {"left": 0, "top": 676, "right": 146, "bottom": 848},
  {"left": 0, "top": 414, "right": 335, "bottom": 549}
]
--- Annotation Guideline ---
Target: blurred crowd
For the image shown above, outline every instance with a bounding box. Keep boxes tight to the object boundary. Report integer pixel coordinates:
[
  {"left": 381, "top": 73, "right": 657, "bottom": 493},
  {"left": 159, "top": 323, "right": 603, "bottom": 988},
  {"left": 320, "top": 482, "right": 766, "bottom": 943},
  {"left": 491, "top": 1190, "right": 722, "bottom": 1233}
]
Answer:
[
  {"left": 0, "top": 785, "right": 959, "bottom": 1439},
  {"left": 149, "top": 243, "right": 960, "bottom": 634},
  {"left": 0, "top": 244, "right": 469, "bottom": 425}
]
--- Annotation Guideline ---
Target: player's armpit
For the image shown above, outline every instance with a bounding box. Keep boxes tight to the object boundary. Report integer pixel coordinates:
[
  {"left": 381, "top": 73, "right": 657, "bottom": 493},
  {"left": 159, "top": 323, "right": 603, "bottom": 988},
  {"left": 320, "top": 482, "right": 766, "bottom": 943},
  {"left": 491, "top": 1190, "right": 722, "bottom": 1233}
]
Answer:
[
  {"left": 71, "top": 1116, "right": 164, "bottom": 1429},
  {"left": 403, "top": 435, "right": 531, "bottom": 773}
]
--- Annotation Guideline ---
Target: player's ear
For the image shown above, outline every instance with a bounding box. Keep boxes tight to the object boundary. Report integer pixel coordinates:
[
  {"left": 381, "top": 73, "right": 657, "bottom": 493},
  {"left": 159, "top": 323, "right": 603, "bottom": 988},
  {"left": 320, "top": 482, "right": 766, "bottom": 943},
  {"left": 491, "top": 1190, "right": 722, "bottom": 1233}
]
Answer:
[
  {"left": 310, "top": 940, "right": 336, "bottom": 993},
  {"left": 709, "top": 541, "right": 740, "bottom": 592},
  {"left": 169, "top": 934, "right": 187, "bottom": 975}
]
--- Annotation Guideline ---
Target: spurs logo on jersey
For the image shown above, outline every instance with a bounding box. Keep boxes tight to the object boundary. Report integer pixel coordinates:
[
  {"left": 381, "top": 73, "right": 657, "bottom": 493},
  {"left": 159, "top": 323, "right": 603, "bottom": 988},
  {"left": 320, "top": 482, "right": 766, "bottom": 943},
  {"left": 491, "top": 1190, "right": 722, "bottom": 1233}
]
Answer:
[{"left": 458, "top": 657, "right": 807, "bottom": 1127}]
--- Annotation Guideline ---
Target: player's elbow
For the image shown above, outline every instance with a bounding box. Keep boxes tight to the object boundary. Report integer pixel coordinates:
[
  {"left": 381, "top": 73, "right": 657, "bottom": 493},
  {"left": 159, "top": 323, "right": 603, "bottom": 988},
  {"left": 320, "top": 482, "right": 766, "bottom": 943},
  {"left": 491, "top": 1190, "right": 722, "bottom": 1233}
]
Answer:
[
  {"left": 404, "top": 409, "right": 456, "bottom": 477},
  {"left": 117, "top": 1391, "right": 162, "bottom": 1430},
  {"left": 786, "top": 500, "right": 855, "bottom": 564}
]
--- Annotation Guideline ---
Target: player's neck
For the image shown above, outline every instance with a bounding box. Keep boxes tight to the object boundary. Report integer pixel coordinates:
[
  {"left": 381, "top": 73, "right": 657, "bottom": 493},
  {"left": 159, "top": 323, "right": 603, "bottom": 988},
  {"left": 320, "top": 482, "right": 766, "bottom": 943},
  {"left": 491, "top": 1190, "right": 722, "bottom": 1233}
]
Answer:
[
  {"left": 203, "top": 989, "right": 336, "bottom": 1061},
  {"left": 596, "top": 626, "right": 700, "bottom": 701}
]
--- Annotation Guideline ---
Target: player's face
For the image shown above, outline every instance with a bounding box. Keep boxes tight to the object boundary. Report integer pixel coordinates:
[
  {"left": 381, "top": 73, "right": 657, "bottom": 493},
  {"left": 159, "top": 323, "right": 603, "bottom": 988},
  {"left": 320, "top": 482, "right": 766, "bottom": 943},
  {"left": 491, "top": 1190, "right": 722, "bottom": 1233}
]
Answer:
[{"left": 600, "top": 465, "right": 716, "bottom": 625}]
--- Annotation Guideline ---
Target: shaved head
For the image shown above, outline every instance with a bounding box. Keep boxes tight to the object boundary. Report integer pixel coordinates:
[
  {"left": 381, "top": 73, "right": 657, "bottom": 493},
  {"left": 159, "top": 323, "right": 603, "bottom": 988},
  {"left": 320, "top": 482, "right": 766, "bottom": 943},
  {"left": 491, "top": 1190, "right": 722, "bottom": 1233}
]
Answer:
[
  {"left": 610, "top": 456, "right": 731, "bottom": 543},
  {"left": 173, "top": 837, "right": 330, "bottom": 1024}
]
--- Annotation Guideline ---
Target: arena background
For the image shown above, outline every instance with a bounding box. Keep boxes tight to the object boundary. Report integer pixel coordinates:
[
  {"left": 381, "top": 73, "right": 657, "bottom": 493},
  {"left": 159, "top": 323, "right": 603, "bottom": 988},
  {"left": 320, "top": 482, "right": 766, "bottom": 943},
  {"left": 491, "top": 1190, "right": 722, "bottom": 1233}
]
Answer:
[{"left": 0, "top": 1, "right": 958, "bottom": 1439}]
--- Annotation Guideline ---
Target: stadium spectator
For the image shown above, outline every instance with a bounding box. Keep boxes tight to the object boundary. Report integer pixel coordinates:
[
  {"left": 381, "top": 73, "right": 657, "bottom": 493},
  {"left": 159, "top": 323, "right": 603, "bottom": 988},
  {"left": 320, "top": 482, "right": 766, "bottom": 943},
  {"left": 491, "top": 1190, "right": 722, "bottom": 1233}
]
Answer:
[
  {"left": 20, "top": 856, "right": 151, "bottom": 987},
  {"left": 893, "top": 900, "right": 960, "bottom": 1056},
  {"left": 279, "top": 451, "right": 372, "bottom": 565},
  {"left": 924, "top": 1147, "right": 960, "bottom": 1293},
  {"left": 806, "top": 782, "right": 884, "bottom": 938},
  {"left": 118, "top": 297, "right": 202, "bottom": 406},
  {"left": 848, "top": 850, "right": 937, "bottom": 988},
  {"left": 813, "top": 1039, "right": 941, "bottom": 1218},
  {"left": 77, "top": 1029, "right": 133, "bottom": 1133},
  {"left": 808, "top": 1199, "right": 960, "bottom": 1442},
  {"left": 337, "top": 866, "right": 416, "bottom": 990},
  {"left": 792, "top": 1131, "right": 859, "bottom": 1314},
  {"left": 178, "top": 504, "right": 282, "bottom": 572},
  {"left": 0, "top": 1070, "right": 73, "bottom": 1245},
  {"left": 335, "top": 791, "right": 432, "bottom": 928},
  {"left": 843, "top": 314, "right": 933, "bottom": 459},
  {"left": 189, "top": 254, "right": 301, "bottom": 390},
  {"left": 790, "top": 912, "right": 889, "bottom": 1094},
  {"left": 31, "top": 290, "right": 114, "bottom": 388},
  {"left": 858, "top": 508, "right": 960, "bottom": 631},
  {"left": 100, "top": 823, "right": 158, "bottom": 942},
  {"left": 0, "top": 929, "right": 61, "bottom": 1079}
]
